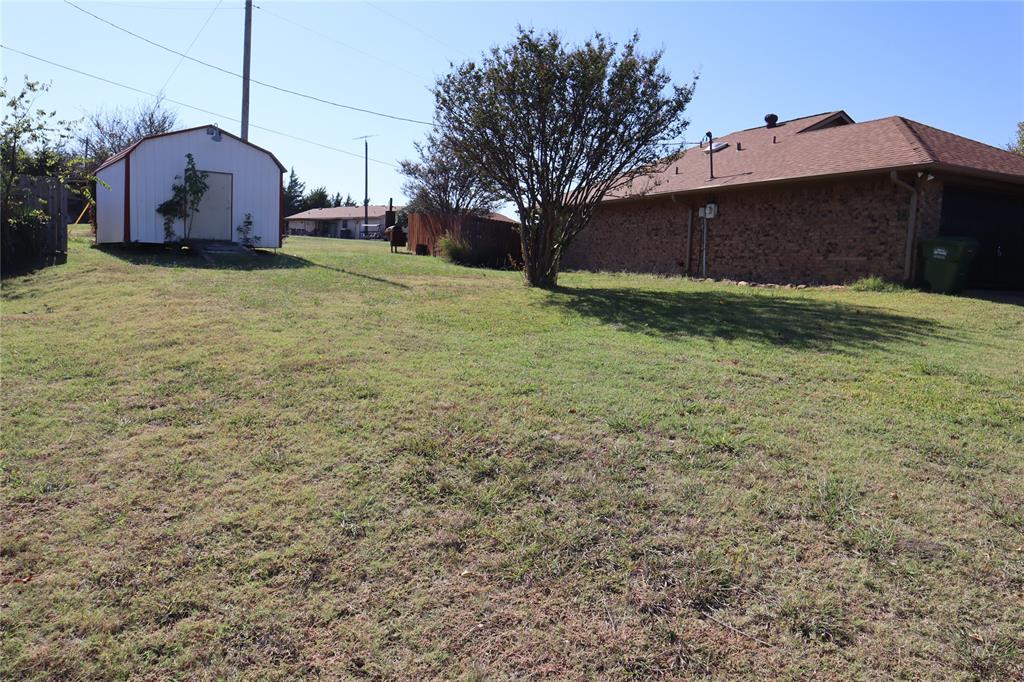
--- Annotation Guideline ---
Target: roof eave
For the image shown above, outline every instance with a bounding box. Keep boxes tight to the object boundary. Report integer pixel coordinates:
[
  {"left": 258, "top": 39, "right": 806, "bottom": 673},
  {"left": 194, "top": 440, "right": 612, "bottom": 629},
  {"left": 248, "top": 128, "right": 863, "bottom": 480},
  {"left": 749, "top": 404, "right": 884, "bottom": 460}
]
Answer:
[
  {"left": 600, "top": 163, "right": 939, "bottom": 204},
  {"left": 929, "top": 163, "right": 1024, "bottom": 187}
]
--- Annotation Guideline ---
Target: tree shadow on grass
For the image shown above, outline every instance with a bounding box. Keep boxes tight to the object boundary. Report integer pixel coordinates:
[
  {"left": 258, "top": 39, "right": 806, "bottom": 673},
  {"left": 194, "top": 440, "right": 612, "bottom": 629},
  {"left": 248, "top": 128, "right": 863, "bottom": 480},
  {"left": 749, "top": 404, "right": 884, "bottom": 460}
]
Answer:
[
  {"left": 97, "top": 244, "right": 409, "bottom": 288},
  {"left": 546, "top": 286, "right": 948, "bottom": 353}
]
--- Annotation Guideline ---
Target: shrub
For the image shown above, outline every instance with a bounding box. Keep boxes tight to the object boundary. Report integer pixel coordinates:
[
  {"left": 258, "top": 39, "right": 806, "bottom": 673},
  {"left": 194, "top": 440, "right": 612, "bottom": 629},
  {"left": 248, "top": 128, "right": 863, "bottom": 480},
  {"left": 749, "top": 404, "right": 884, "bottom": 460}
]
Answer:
[
  {"left": 438, "top": 234, "right": 517, "bottom": 269},
  {"left": 236, "top": 213, "right": 260, "bottom": 249},
  {"left": 438, "top": 235, "right": 472, "bottom": 264},
  {"left": 849, "top": 275, "right": 906, "bottom": 292}
]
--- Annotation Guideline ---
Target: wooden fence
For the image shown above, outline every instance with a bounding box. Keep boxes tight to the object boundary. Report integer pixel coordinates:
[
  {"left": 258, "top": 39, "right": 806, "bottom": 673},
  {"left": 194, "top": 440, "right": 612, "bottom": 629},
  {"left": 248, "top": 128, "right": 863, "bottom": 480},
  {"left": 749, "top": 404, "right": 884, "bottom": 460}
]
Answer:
[
  {"left": 15, "top": 176, "right": 70, "bottom": 255},
  {"left": 406, "top": 213, "right": 521, "bottom": 266}
]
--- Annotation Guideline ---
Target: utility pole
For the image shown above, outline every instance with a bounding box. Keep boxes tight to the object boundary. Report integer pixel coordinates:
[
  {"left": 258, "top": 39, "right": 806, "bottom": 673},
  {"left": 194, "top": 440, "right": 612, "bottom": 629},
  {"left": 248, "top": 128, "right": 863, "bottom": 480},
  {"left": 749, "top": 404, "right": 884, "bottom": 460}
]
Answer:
[
  {"left": 354, "top": 135, "right": 376, "bottom": 236},
  {"left": 363, "top": 138, "right": 368, "bottom": 234},
  {"left": 240, "top": 0, "right": 253, "bottom": 140}
]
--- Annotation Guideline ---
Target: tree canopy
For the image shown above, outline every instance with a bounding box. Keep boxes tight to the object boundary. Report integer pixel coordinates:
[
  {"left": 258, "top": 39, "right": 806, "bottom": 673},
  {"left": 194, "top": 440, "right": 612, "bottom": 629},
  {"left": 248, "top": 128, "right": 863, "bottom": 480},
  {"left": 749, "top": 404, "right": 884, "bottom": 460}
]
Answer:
[
  {"left": 283, "top": 168, "right": 305, "bottom": 216},
  {"left": 1007, "top": 121, "right": 1024, "bottom": 157},
  {"left": 400, "top": 134, "right": 503, "bottom": 217},
  {"left": 433, "top": 28, "right": 695, "bottom": 286},
  {"left": 76, "top": 98, "right": 177, "bottom": 170}
]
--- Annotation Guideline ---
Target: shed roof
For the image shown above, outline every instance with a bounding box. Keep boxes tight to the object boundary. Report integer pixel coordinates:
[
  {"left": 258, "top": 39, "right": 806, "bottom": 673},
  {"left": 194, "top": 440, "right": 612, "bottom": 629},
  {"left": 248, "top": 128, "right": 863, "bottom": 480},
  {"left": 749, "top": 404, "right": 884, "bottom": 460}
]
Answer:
[
  {"left": 94, "top": 124, "right": 286, "bottom": 173},
  {"left": 611, "top": 111, "right": 1024, "bottom": 201}
]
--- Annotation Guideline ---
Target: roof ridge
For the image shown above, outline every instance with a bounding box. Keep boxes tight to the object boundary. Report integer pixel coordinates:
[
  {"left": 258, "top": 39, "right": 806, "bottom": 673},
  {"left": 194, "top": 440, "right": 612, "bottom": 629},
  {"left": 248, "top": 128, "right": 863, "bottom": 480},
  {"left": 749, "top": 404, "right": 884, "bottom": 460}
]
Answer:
[
  {"left": 731, "top": 110, "right": 842, "bottom": 134},
  {"left": 890, "top": 116, "right": 937, "bottom": 164},
  {"left": 900, "top": 116, "right": 1024, "bottom": 160},
  {"left": 94, "top": 123, "right": 286, "bottom": 173}
]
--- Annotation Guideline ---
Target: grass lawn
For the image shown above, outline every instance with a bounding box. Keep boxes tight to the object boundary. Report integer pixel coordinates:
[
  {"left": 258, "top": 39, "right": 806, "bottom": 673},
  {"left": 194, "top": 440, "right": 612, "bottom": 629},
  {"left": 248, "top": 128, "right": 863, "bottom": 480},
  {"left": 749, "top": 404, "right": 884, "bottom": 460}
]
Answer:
[{"left": 2, "top": 235, "right": 1022, "bottom": 679}]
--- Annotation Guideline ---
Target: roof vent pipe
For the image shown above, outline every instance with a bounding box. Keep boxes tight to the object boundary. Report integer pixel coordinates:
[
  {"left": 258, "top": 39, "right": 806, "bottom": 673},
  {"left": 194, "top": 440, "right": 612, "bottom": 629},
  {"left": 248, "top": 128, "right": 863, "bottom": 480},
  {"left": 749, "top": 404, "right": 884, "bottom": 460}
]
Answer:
[{"left": 765, "top": 113, "right": 779, "bottom": 128}]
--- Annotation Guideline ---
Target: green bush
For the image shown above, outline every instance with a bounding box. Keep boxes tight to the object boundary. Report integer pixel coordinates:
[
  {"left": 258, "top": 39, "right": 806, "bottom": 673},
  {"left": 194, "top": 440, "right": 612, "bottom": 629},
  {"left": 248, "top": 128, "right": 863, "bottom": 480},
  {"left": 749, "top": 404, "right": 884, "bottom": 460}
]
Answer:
[
  {"left": 438, "top": 235, "right": 472, "bottom": 264},
  {"left": 438, "top": 234, "right": 517, "bottom": 269},
  {"left": 849, "top": 275, "right": 906, "bottom": 292}
]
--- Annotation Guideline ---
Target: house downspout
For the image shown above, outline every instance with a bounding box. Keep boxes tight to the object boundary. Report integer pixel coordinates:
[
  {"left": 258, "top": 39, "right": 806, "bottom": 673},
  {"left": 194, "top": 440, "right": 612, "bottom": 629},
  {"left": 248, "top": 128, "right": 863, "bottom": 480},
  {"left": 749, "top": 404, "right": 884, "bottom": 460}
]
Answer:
[
  {"left": 701, "top": 215, "right": 709, "bottom": 278},
  {"left": 890, "top": 170, "right": 918, "bottom": 282},
  {"left": 685, "top": 205, "right": 694, "bottom": 276},
  {"left": 672, "top": 194, "right": 694, "bottom": 276}
]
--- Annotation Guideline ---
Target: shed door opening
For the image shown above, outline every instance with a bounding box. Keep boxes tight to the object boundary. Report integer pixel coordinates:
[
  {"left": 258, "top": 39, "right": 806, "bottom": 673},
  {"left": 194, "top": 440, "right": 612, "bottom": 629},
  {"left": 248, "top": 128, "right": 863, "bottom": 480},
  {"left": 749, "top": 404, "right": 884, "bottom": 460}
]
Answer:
[{"left": 190, "top": 171, "right": 232, "bottom": 240}]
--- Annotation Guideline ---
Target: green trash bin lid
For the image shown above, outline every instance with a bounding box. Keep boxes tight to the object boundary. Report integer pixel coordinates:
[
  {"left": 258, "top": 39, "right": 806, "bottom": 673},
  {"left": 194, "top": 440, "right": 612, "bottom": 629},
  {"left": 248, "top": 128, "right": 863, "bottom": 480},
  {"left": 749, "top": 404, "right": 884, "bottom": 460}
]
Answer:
[{"left": 920, "top": 236, "right": 978, "bottom": 262}]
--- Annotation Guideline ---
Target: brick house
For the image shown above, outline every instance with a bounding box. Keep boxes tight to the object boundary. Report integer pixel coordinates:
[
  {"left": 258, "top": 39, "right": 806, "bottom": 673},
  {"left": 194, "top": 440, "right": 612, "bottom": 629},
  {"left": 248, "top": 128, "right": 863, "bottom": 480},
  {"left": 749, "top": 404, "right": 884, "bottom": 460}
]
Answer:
[{"left": 564, "top": 111, "right": 1024, "bottom": 288}]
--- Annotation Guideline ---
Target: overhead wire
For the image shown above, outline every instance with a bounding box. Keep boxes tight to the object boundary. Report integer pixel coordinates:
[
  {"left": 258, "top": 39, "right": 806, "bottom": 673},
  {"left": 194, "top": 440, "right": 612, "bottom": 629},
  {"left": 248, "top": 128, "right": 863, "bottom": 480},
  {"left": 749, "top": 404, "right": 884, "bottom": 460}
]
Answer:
[
  {"left": 253, "top": 3, "right": 429, "bottom": 81},
  {"left": 362, "top": 0, "right": 470, "bottom": 62},
  {"left": 62, "top": 0, "right": 435, "bottom": 126},
  {"left": 160, "top": 0, "right": 224, "bottom": 94},
  {"left": 0, "top": 44, "right": 401, "bottom": 169}
]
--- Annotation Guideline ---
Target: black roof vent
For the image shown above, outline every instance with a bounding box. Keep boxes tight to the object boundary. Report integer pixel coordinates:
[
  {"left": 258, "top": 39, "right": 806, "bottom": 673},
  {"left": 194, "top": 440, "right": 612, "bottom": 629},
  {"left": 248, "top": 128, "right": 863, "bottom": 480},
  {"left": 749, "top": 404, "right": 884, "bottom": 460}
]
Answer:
[{"left": 765, "top": 113, "right": 779, "bottom": 128}]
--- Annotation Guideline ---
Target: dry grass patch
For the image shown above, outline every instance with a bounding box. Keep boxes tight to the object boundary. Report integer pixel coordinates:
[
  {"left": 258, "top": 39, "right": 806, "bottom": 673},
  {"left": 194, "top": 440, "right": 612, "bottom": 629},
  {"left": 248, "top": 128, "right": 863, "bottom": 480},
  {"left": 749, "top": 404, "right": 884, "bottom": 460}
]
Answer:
[{"left": 2, "top": 237, "right": 1023, "bottom": 679}]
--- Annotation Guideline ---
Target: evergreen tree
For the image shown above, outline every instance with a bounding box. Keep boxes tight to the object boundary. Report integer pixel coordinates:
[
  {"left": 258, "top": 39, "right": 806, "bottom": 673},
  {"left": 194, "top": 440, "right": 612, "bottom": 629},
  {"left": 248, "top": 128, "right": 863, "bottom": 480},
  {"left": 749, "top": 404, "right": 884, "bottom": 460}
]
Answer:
[
  {"left": 283, "top": 168, "right": 305, "bottom": 216},
  {"left": 303, "top": 186, "right": 331, "bottom": 210}
]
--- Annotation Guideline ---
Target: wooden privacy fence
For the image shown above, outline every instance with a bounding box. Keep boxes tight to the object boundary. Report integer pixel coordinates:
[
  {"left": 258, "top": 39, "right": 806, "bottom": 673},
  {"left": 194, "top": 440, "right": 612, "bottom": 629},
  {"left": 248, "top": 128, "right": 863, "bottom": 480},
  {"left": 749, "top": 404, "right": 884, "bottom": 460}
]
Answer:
[
  {"left": 15, "top": 176, "right": 69, "bottom": 255},
  {"left": 407, "top": 212, "right": 521, "bottom": 266}
]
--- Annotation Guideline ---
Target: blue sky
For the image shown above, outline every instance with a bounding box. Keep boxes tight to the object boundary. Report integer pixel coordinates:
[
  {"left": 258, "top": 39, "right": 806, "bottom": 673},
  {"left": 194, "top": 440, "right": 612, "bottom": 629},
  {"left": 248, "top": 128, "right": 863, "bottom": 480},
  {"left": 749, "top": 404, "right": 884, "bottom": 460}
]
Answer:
[{"left": 3, "top": 1, "right": 1022, "bottom": 210}]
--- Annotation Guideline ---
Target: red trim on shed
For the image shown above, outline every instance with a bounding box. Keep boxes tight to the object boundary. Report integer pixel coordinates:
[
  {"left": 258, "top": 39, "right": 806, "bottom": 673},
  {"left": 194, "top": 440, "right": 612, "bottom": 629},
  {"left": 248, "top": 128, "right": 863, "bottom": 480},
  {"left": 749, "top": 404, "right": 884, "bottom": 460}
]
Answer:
[
  {"left": 123, "top": 154, "right": 131, "bottom": 242},
  {"left": 94, "top": 124, "right": 286, "bottom": 174}
]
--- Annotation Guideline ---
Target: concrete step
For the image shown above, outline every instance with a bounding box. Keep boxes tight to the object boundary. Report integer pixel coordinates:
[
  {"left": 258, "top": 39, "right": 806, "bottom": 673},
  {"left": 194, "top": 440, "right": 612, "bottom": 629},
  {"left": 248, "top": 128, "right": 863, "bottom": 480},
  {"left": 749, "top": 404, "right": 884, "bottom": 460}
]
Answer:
[{"left": 195, "top": 240, "right": 249, "bottom": 255}]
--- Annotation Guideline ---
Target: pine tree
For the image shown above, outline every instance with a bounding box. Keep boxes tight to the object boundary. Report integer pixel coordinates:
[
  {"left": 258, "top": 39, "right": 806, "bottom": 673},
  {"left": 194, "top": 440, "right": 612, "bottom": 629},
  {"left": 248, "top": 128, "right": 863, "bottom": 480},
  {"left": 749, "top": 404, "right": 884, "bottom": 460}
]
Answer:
[
  {"left": 303, "top": 186, "right": 331, "bottom": 210},
  {"left": 283, "top": 168, "right": 305, "bottom": 215}
]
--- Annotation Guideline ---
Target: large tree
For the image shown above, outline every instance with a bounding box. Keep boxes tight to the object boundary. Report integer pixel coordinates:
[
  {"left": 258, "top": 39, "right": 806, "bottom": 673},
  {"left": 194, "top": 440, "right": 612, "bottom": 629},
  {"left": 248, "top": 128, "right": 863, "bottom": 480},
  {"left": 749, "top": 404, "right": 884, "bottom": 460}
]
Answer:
[
  {"left": 303, "top": 186, "right": 331, "bottom": 210},
  {"left": 400, "top": 134, "right": 503, "bottom": 216},
  {"left": 283, "top": 167, "right": 305, "bottom": 215},
  {"left": 434, "top": 29, "right": 694, "bottom": 287},
  {"left": 76, "top": 98, "right": 177, "bottom": 168}
]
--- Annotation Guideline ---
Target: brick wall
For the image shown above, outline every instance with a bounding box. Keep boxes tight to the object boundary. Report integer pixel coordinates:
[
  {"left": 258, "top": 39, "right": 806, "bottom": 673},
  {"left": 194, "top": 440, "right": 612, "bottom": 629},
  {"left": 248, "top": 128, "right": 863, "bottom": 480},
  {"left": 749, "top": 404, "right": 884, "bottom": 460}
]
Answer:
[{"left": 564, "top": 173, "right": 937, "bottom": 284}]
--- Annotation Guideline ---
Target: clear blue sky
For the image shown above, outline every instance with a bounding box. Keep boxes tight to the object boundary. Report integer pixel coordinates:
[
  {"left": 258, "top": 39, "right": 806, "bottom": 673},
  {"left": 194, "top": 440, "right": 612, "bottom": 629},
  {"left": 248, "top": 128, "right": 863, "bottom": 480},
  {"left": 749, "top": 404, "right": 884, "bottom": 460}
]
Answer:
[{"left": 3, "top": 1, "right": 1022, "bottom": 211}]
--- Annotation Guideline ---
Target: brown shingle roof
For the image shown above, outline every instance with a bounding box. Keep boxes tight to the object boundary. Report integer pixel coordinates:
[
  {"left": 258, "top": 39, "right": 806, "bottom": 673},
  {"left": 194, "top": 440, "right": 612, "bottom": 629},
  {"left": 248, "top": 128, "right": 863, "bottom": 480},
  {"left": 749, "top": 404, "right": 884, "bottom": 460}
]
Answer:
[
  {"left": 611, "top": 111, "right": 1024, "bottom": 201},
  {"left": 285, "top": 205, "right": 403, "bottom": 221}
]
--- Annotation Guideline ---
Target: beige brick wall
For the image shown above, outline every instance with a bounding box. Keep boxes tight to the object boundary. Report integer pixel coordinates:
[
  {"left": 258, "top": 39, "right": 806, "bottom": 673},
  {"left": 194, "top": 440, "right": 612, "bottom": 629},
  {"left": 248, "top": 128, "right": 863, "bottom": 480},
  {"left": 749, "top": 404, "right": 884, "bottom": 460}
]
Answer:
[{"left": 565, "top": 173, "right": 940, "bottom": 284}]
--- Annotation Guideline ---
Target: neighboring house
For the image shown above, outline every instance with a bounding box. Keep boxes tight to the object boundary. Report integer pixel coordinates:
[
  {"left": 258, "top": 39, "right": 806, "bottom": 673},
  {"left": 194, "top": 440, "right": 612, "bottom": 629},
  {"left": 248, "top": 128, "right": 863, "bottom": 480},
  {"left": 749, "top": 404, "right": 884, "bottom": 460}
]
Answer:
[
  {"left": 94, "top": 125, "right": 286, "bottom": 248},
  {"left": 285, "top": 205, "right": 403, "bottom": 238},
  {"left": 564, "top": 111, "right": 1024, "bottom": 288}
]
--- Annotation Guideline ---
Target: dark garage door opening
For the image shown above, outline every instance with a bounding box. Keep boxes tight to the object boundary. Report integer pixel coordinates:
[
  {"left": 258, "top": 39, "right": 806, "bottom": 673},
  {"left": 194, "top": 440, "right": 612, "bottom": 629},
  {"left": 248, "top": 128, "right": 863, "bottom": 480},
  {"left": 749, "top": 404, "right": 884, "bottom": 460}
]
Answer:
[{"left": 939, "top": 184, "right": 1024, "bottom": 290}]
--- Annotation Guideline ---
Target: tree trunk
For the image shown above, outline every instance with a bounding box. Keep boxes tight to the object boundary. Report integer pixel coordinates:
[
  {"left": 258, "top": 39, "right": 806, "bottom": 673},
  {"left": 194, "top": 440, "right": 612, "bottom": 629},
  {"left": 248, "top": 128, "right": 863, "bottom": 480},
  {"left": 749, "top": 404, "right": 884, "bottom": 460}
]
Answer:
[{"left": 521, "top": 221, "right": 560, "bottom": 288}]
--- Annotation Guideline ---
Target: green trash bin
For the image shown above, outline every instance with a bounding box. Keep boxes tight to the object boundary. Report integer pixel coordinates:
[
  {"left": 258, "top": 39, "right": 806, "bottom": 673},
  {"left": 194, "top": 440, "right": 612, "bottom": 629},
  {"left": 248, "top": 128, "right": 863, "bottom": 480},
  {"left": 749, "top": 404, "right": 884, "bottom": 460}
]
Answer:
[{"left": 919, "top": 237, "right": 978, "bottom": 294}]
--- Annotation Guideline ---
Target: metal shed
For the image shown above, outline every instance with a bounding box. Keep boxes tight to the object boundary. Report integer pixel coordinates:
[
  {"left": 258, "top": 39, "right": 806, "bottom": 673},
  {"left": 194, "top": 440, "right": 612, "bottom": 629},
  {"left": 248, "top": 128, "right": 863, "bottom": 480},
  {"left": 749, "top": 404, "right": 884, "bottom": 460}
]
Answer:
[{"left": 94, "top": 125, "right": 285, "bottom": 247}]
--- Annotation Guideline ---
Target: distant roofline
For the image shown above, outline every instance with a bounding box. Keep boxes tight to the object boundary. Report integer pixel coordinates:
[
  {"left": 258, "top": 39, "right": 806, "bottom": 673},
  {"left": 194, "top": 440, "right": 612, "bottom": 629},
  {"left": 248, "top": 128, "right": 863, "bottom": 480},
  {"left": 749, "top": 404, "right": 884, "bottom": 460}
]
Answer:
[{"left": 285, "top": 205, "right": 403, "bottom": 221}]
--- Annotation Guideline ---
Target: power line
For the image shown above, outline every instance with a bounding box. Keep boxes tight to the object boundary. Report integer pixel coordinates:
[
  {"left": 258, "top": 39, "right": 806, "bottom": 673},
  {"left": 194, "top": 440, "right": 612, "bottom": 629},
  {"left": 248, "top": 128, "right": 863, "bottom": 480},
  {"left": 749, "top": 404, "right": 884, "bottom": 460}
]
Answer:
[
  {"left": 362, "top": 0, "right": 470, "bottom": 62},
  {"left": 0, "top": 44, "right": 400, "bottom": 169},
  {"left": 62, "top": 0, "right": 434, "bottom": 127},
  {"left": 160, "top": 0, "right": 223, "bottom": 93},
  {"left": 254, "top": 3, "right": 428, "bottom": 81},
  {"left": 87, "top": 1, "right": 244, "bottom": 9},
  {"left": 85, "top": 1, "right": 241, "bottom": 9}
]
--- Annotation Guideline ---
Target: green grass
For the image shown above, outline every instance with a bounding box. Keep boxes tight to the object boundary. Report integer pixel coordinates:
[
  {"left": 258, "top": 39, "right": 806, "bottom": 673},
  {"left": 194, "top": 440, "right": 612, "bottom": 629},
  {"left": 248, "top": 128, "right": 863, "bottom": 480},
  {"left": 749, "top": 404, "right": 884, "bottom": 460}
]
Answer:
[
  {"left": 2, "top": 235, "right": 1023, "bottom": 679},
  {"left": 849, "top": 275, "right": 908, "bottom": 293}
]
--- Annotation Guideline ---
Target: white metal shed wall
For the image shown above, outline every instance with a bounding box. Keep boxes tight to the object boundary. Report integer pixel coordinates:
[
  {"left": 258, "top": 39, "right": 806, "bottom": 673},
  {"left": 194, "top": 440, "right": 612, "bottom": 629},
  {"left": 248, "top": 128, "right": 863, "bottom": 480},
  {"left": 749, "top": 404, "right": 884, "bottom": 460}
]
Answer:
[
  {"left": 95, "top": 160, "right": 126, "bottom": 244},
  {"left": 128, "top": 129, "right": 282, "bottom": 247}
]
